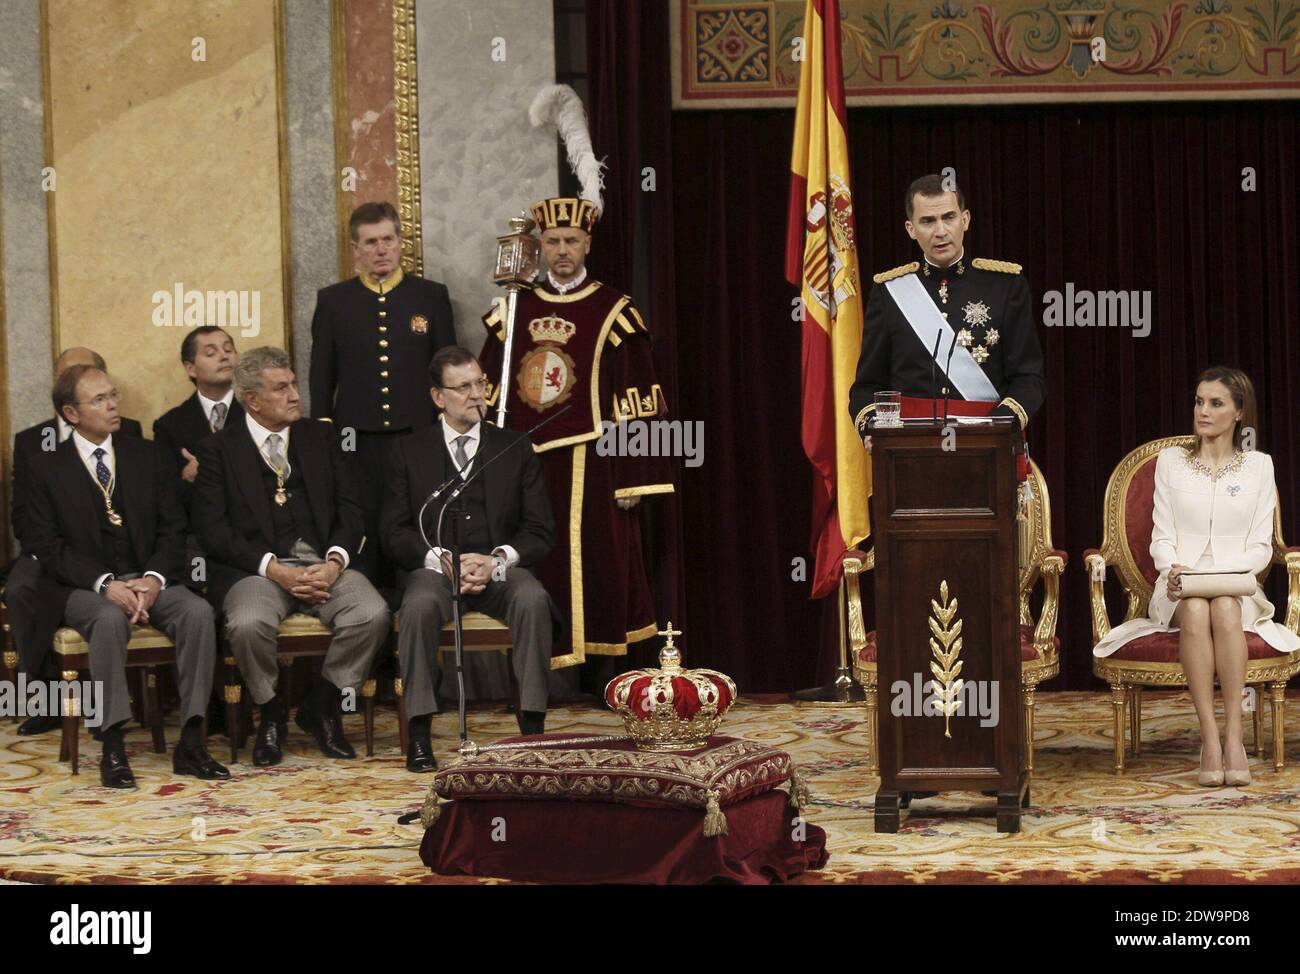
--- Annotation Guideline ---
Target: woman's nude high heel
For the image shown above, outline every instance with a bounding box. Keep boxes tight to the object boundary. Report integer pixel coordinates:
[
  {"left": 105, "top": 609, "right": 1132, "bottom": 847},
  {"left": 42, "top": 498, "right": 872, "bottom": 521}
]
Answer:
[
  {"left": 1223, "top": 740, "right": 1251, "bottom": 787},
  {"left": 1197, "top": 744, "right": 1224, "bottom": 787}
]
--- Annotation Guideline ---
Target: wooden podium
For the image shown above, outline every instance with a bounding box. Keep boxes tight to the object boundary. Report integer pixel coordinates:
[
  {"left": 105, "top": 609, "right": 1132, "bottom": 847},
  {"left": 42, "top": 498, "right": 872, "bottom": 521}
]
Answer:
[{"left": 869, "top": 418, "right": 1027, "bottom": 833}]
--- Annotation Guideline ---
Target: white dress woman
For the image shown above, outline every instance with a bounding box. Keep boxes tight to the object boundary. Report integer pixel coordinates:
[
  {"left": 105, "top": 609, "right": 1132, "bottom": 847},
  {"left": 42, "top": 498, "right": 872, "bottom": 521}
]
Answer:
[{"left": 1094, "top": 445, "right": 1300, "bottom": 783}]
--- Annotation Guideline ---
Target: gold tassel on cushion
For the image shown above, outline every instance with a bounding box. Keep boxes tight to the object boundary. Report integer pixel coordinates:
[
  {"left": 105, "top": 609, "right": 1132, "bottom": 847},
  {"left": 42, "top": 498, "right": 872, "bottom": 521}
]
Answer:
[
  {"left": 420, "top": 787, "right": 442, "bottom": 829},
  {"left": 702, "top": 790, "right": 728, "bottom": 837},
  {"left": 788, "top": 770, "right": 812, "bottom": 811}
]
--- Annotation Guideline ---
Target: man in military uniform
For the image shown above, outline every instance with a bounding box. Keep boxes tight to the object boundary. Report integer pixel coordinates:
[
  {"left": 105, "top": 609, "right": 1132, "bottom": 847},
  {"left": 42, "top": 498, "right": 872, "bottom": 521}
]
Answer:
[
  {"left": 848, "top": 174, "right": 1045, "bottom": 439},
  {"left": 479, "top": 196, "right": 673, "bottom": 675},
  {"left": 309, "top": 201, "right": 456, "bottom": 580}
]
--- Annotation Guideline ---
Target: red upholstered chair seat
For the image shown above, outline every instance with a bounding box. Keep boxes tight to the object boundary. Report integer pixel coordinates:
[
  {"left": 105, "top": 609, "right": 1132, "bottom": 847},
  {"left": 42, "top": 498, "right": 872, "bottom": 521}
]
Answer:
[
  {"left": 856, "top": 625, "right": 1049, "bottom": 664},
  {"left": 1109, "top": 631, "right": 1278, "bottom": 663}
]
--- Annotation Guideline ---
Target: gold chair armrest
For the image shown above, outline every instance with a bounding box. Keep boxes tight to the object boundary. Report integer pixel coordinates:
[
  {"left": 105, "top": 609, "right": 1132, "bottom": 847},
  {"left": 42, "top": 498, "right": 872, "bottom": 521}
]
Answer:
[
  {"left": 1033, "top": 554, "right": 1065, "bottom": 654},
  {"left": 1084, "top": 550, "right": 1112, "bottom": 644},
  {"left": 1285, "top": 550, "right": 1300, "bottom": 635},
  {"left": 843, "top": 557, "right": 867, "bottom": 657}
]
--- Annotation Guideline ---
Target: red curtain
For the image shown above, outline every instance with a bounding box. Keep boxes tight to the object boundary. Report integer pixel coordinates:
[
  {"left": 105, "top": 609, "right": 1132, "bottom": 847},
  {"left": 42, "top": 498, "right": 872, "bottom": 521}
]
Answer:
[{"left": 587, "top": 2, "right": 1300, "bottom": 691}]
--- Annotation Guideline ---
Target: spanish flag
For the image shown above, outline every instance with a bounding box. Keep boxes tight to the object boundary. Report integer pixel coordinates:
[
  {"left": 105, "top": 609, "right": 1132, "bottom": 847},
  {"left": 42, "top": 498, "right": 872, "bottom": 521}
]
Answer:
[{"left": 785, "top": 0, "right": 870, "bottom": 599}]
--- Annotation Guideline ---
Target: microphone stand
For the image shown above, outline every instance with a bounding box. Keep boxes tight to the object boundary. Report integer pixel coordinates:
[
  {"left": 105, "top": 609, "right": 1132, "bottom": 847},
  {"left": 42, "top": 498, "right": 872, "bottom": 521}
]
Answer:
[
  {"left": 928, "top": 330, "right": 943, "bottom": 425},
  {"left": 940, "top": 335, "right": 958, "bottom": 426},
  {"left": 418, "top": 403, "right": 572, "bottom": 755}
]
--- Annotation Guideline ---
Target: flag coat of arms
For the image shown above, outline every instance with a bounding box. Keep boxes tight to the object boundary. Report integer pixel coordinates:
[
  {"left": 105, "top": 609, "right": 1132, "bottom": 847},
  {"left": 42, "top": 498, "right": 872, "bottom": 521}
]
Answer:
[{"left": 785, "top": 0, "right": 870, "bottom": 598}]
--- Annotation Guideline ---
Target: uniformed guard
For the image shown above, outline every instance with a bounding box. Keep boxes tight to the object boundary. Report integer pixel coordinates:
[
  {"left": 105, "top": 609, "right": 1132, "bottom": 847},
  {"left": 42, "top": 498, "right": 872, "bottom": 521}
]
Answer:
[
  {"left": 309, "top": 201, "right": 456, "bottom": 580},
  {"left": 848, "top": 174, "right": 1045, "bottom": 436}
]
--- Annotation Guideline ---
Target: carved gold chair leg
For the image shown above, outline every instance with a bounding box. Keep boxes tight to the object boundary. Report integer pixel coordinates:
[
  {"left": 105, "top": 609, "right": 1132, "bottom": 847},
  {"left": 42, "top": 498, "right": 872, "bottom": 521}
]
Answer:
[
  {"left": 865, "top": 686, "right": 878, "bottom": 775},
  {"left": 1252, "top": 692, "right": 1265, "bottom": 759},
  {"left": 1023, "top": 686, "right": 1036, "bottom": 774},
  {"left": 1271, "top": 680, "right": 1287, "bottom": 773},
  {"left": 61, "top": 669, "right": 81, "bottom": 774},
  {"left": 1133, "top": 681, "right": 1144, "bottom": 754},
  {"left": 1110, "top": 683, "right": 1127, "bottom": 774},
  {"left": 395, "top": 677, "right": 408, "bottom": 756}
]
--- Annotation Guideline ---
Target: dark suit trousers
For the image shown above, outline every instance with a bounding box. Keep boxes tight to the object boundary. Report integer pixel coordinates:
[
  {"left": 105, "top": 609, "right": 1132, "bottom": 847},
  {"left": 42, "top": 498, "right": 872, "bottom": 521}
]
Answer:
[
  {"left": 62, "top": 586, "right": 216, "bottom": 731},
  {"left": 4, "top": 557, "right": 68, "bottom": 677},
  {"left": 354, "top": 430, "right": 407, "bottom": 583},
  {"left": 397, "top": 567, "right": 552, "bottom": 718}
]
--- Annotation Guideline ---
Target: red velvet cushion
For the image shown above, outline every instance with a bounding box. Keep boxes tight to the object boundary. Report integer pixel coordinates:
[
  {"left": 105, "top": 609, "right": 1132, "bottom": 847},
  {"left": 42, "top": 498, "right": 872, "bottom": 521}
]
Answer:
[
  {"left": 1124, "top": 457, "right": 1160, "bottom": 586},
  {"left": 430, "top": 734, "right": 791, "bottom": 813},
  {"left": 1109, "top": 631, "right": 1278, "bottom": 663},
  {"left": 857, "top": 625, "right": 1050, "bottom": 664},
  {"left": 420, "top": 790, "right": 828, "bottom": 884}
]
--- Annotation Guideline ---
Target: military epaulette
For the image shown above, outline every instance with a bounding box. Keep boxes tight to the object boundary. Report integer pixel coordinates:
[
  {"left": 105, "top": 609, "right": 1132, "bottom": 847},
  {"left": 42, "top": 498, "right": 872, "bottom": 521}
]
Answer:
[
  {"left": 972, "top": 258, "right": 1022, "bottom": 274},
  {"left": 615, "top": 304, "right": 648, "bottom": 336},
  {"left": 872, "top": 261, "right": 919, "bottom": 284}
]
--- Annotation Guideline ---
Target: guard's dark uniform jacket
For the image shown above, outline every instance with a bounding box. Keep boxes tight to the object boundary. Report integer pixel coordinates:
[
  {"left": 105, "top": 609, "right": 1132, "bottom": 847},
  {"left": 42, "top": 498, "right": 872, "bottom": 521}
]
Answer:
[
  {"left": 309, "top": 267, "right": 455, "bottom": 432},
  {"left": 847, "top": 254, "right": 1045, "bottom": 436}
]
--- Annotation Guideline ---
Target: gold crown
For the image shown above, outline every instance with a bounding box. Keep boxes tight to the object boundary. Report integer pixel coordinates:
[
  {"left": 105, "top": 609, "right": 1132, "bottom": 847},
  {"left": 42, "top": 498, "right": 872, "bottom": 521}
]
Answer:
[
  {"left": 530, "top": 196, "right": 599, "bottom": 233},
  {"left": 528, "top": 314, "right": 576, "bottom": 345},
  {"left": 605, "top": 624, "right": 737, "bottom": 752}
]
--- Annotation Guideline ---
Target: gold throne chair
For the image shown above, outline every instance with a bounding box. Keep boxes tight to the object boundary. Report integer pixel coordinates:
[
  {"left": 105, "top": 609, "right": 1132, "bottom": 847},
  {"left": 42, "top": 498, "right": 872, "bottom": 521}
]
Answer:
[
  {"left": 849, "top": 458, "right": 1066, "bottom": 773},
  {"left": 1085, "top": 435, "right": 1300, "bottom": 774}
]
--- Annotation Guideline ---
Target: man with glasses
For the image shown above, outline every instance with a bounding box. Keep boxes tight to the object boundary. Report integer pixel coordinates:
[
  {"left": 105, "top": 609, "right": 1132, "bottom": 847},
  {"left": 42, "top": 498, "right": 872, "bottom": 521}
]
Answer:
[
  {"left": 195, "top": 347, "right": 390, "bottom": 766},
  {"left": 308, "top": 201, "right": 455, "bottom": 582},
  {"left": 24, "top": 365, "right": 226, "bottom": 787},
  {"left": 381, "top": 346, "right": 556, "bottom": 770},
  {"left": 5, "top": 347, "right": 145, "bottom": 737}
]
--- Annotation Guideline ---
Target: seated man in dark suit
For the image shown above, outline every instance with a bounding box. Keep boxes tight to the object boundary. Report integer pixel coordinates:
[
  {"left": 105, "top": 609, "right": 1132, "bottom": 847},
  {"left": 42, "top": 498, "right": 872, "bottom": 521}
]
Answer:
[
  {"left": 153, "top": 326, "right": 243, "bottom": 518},
  {"left": 381, "top": 346, "right": 556, "bottom": 773},
  {"left": 24, "top": 364, "right": 226, "bottom": 787},
  {"left": 194, "top": 346, "right": 390, "bottom": 767},
  {"left": 5, "top": 346, "right": 145, "bottom": 737}
]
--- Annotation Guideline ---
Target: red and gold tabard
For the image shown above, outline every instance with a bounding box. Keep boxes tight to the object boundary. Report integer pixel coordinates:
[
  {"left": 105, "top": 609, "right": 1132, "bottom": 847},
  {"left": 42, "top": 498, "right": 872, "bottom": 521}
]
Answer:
[{"left": 480, "top": 278, "right": 674, "bottom": 666}]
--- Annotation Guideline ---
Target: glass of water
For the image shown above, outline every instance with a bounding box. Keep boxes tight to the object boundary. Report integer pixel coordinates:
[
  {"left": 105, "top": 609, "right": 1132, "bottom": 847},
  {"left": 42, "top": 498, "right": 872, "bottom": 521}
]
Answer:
[{"left": 872, "top": 390, "right": 902, "bottom": 428}]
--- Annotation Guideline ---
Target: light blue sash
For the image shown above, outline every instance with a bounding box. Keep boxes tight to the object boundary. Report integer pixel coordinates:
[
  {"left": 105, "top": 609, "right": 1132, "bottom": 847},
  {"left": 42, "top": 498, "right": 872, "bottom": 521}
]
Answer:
[{"left": 884, "top": 273, "right": 999, "bottom": 402}]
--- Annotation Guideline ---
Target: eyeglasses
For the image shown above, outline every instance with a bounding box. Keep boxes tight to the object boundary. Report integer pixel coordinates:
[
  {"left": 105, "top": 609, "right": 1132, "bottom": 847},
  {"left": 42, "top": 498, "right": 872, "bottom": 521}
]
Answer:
[
  {"left": 77, "top": 391, "right": 120, "bottom": 409},
  {"left": 444, "top": 379, "right": 489, "bottom": 396},
  {"left": 357, "top": 237, "right": 398, "bottom": 252}
]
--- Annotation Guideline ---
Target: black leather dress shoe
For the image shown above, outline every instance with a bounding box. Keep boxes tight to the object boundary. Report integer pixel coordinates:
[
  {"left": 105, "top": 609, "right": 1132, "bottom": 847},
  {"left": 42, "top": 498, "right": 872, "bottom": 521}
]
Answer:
[
  {"left": 296, "top": 701, "right": 356, "bottom": 759},
  {"left": 517, "top": 710, "right": 546, "bottom": 736},
  {"left": 252, "top": 719, "right": 288, "bottom": 767},
  {"left": 99, "top": 746, "right": 136, "bottom": 789},
  {"left": 17, "top": 714, "right": 61, "bottom": 736},
  {"left": 406, "top": 733, "right": 438, "bottom": 773},
  {"left": 173, "top": 741, "right": 231, "bottom": 780}
]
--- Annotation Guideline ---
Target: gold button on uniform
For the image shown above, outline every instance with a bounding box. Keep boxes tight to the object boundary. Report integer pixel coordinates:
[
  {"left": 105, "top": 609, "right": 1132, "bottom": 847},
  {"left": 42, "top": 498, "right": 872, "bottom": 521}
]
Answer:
[
  {"left": 378, "top": 295, "right": 386, "bottom": 303},
  {"left": 383, "top": 420, "right": 390, "bottom": 427},
  {"left": 382, "top": 403, "right": 391, "bottom": 411},
  {"left": 378, "top": 326, "right": 388, "bottom": 333},
  {"left": 381, "top": 387, "right": 390, "bottom": 394},
  {"left": 380, "top": 370, "right": 389, "bottom": 378},
  {"left": 378, "top": 310, "right": 387, "bottom": 317},
  {"left": 379, "top": 355, "right": 389, "bottom": 363},
  {"left": 379, "top": 339, "right": 389, "bottom": 348}
]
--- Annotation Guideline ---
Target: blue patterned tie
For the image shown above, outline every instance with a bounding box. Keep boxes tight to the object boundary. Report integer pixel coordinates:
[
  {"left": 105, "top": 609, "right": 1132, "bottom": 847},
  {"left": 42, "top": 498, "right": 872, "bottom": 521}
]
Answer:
[{"left": 92, "top": 447, "right": 111, "bottom": 490}]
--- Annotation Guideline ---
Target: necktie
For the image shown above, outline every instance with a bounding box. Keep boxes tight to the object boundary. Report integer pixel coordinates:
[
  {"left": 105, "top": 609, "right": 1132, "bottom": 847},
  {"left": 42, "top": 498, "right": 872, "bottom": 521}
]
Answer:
[
  {"left": 92, "top": 447, "right": 112, "bottom": 490},
  {"left": 453, "top": 434, "right": 470, "bottom": 473},
  {"left": 264, "top": 433, "right": 289, "bottom": 476},
  {"left": 210, "top": 402, "right": 228, "bottom": 431}
]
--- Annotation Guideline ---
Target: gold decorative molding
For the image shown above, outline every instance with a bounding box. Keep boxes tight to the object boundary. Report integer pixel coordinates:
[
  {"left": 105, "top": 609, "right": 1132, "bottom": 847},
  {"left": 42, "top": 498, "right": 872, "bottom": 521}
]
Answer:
[
  {"left": 330, "top": 0, "right": 352, "bottom": 280},
  {"left": 393, "top": 0, "right": 423, "bottom": 277},
  {"left": 928, "top": 579, "right": 964, "bottom": 738},
  {"left": 273, "top": 0, "right": 294, "bottom": 360},
  {"left": 0, "top": 151, "right": 9, "bottom": 555},
  {"left": 39, "top": 0, "right": 59, "bottom": 363}
]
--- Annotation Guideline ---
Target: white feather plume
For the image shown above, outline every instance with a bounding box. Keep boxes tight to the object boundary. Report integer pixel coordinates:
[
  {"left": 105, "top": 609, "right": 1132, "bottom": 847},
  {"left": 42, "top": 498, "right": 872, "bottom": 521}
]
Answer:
[{"left": 529, "top": 84, "right": 604, "bottom": 216}]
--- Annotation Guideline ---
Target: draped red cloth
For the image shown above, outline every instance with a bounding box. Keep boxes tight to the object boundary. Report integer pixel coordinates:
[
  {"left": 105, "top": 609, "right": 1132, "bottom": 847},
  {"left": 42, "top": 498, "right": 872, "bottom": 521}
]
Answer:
[{"left": 420, "top": 791, "right": 828, "bottom": 884}]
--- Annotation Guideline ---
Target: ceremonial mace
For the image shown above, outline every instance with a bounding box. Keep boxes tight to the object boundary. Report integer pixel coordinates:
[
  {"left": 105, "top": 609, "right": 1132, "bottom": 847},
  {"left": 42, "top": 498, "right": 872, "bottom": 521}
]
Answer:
[{"left": 491, "top": 214, "right": 541, "bottom": 428}]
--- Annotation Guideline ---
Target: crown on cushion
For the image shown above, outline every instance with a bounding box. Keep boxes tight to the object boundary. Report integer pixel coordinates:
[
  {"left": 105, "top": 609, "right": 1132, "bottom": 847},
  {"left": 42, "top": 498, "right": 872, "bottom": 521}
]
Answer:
[{"left": 605, "top": 623, "right": 737, "bottom": 752}]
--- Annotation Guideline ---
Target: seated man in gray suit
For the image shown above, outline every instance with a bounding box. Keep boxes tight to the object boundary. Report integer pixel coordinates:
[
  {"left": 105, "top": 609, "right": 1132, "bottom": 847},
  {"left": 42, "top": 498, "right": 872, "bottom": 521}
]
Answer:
[
  {"left": 25, "top": 364, "right": 225, "bottom": 788},
  {"left": 381, "top": 346, "right": 556, "bottom": 773},
  {"left": 194, "top": 347, "right": 390, "bottom": 766}
]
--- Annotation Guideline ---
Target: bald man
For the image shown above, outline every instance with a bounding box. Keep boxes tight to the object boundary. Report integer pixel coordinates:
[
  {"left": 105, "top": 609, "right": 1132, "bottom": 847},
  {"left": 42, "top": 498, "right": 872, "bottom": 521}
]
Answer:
[{"left": 3, "top": 348, "right": 145, "bottom": 735}]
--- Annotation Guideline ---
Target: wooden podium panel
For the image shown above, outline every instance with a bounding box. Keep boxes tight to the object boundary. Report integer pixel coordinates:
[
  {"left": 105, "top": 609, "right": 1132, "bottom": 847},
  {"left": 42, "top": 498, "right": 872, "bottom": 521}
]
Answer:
[{"left": 870, "top": 419, "right": 1027, "bottom": 833}]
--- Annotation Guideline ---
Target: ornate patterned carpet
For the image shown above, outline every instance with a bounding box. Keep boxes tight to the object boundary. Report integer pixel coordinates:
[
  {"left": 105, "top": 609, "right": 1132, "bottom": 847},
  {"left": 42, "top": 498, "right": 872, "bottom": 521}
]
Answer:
[{"left": 3, "top": 691, "right": 1300, "bottom": 884}]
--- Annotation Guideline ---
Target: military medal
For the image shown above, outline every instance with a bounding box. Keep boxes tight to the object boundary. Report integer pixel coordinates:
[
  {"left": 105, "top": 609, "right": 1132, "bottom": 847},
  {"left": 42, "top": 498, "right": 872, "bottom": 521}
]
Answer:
[
  {"left": 105, "top": 503, "right": 124, "bottom": 527},
  {"left": 94, "top": 478, "right": 124, "bottom": 527},
  {"left": 961, "top": 300, "right": 997, "bottom": 364},
  {"left": 274, "top": 482, "right": 288, "bottom": 506}
]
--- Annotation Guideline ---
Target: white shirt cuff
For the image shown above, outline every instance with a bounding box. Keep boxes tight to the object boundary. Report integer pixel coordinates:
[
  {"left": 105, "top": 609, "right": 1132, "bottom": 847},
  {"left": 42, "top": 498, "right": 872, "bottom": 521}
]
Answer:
[
  {"left": 258, "top": 553, "right": 275, "bottom": 577},
  {"left": 94, "top": 573, "right": 112, "bottom": 594},
  {"left": 144, "top": 571, "right": 167, "bottom": 590},
  {"left": 423, "top": 547, "right": 448, "bottom": 574},
  {"left": 326, "top": 546, "right": 350, "bottom": 569},
  {"left": 492, "top": 545, "right": 519, "bottom": 569}
]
